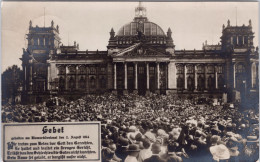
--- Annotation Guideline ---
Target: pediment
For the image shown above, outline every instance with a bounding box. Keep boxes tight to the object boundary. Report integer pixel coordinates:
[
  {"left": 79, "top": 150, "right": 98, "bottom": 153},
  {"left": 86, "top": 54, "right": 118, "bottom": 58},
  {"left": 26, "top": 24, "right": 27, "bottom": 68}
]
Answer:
[{"left": 113, "top": 43, "right": 169, "bottom": 57}]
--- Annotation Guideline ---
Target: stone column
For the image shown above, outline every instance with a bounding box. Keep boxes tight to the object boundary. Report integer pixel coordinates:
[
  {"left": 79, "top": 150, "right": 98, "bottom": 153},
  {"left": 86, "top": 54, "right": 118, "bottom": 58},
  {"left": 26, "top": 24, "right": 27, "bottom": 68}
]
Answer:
[
  {"left": 29, "top": 63, "right": 33, "bottom": 91},
  {"left": 205, "top": 64, "right": 208, "bottom": 90},
  {"left": 124, "top": 63, "right": 128, "bottom": 90},
  {"left": 215, "top": 66, "right": 218, "bottom": 89},
  {"left": 75, "top": 65, "right": 78, "bottom": 90},
  {"left": 184, "top": 64, "right": 187, "bottom": 89},
  {"left": 135, "top": 63, "right": 138, "bottom": 90},
  {"left": 233, "top": 63, "right": 236, "bottom": 89},
  {"left": 47, "top": 64, "right": 51, "bottom": 90},
  {"left": 251, "top": 62, "right": 256, "bottom": 88},
  {"left": 146, "top": 63, "right": 149, "bottom": 90},
  {"left": 157, "top": 62, "right": 160, "bottom": 89},
  {"left": 65, "top": 65, "right": 69, "bottom": 90},
  {"left": 194, "top": 65, "right": 197, "bottom": 90},
  {"left": 114, "top": 63, "right": 117, "bottom": 90}
]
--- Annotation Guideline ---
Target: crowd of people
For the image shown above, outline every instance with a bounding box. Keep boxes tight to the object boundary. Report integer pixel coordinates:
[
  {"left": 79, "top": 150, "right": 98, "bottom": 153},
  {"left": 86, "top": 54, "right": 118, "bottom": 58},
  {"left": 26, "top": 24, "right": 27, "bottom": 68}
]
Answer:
[{"left": 1, "top": 93, "right": 259, "bottom": 162}]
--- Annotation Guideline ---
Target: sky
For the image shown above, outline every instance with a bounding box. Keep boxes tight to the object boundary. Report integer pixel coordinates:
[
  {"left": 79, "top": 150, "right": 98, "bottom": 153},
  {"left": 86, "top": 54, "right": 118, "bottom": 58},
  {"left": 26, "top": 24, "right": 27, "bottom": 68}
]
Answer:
[{"left": 1, "top": 2, "right": 259, "bottom": 72}]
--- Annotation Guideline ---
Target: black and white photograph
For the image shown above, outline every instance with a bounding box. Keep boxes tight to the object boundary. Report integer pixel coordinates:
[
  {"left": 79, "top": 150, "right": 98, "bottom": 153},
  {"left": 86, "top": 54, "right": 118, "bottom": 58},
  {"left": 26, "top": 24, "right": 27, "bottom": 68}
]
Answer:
[{"left": 1, "top": 1, "right": 259, "bottom": 162}]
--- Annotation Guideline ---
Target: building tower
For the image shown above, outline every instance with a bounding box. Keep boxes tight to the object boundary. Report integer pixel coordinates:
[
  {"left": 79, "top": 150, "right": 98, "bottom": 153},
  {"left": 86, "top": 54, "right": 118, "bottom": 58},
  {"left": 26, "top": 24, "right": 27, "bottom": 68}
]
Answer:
[
  {"left": 221, "top": 19, "right": 258, "bottom": 104},
  {"left": 20, "top": 20, "right": 61, "bottom": 103}
]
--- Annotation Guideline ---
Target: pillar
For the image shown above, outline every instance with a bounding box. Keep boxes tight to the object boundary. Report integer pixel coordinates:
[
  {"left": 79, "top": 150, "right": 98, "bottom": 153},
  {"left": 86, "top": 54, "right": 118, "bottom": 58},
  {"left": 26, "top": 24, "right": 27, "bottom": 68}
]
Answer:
[
  {"left": 215, "top": 66, "right": 218, "bottom": 89},
  {"left": 135, "top": 63, "right": 138, "bottom": 90},
  {"left": 114, "top": 63, "right": 117, "bottom": 90},
  {"left": 124, "top": 63, "right": 128, "bottom": 90},
  {"left": 167, "top": 62, "right": 176, "bottom": 89},
  {"left": 194, "top": 65, "right": 197, "bottom": 90},
  {"left": 157, "top": 62, "right": 160, "bottom": 89},
  {"left": 65, "top": 66, "right": 68, "bottom": 90},
  {"left": 251, "top": 62, "right": 256, "bottom": 88},
  {"left": 205, "top": 64, "right": 208, "bottom": 90},
  {"left": 29, "top": 64, "right": 33, "bottom": 91},
  {"left": 184, "top": 64, "right": 187, "bottom": 89},
  {"left": 75, "top": 65, "right": 78, "bottom": 90},
  {"left": 233, "top": 63, "right": 236, "bottom": 89},
  {"left": 48, "top": 64, "right": 51, "bottom": 90},
  {"left": 146, "top": 63, "right": 149, "bottom": 90}
]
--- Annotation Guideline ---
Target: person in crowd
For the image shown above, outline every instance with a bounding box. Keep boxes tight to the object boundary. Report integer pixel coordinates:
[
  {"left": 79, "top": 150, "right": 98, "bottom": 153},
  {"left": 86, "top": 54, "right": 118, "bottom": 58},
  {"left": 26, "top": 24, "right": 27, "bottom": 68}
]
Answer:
[
  {"left": 1, "top": 93, "right": 259, "bottom": 162},
  {"left": 144, "top": 143, "right": 165, "bottom": 162},
  {"left": 125, "top": 144, "right": 140, "bottom": 162}
]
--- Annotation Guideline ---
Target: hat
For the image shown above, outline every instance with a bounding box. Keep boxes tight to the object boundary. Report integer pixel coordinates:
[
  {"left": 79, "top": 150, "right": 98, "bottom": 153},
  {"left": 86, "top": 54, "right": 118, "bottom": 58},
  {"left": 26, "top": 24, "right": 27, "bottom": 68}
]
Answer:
[
  {"left": 209, "top": 144, "right": 230, "bottom": 160},
  {"left": 151, "top": 143, "right": 161, "bottom": 152},
  {"left": 127, "top": 144, "right": 140, "bottom": 152}
]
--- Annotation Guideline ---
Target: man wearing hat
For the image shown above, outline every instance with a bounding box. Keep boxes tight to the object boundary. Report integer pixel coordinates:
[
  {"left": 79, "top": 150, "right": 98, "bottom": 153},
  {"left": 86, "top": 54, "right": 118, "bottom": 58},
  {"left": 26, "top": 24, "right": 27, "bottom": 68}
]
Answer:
[
  {"left": 125, "top": 144, "right": 140, "bottom": 162},
  {"left": 144, "top": 143, "right": 165, "bottom": 162}
]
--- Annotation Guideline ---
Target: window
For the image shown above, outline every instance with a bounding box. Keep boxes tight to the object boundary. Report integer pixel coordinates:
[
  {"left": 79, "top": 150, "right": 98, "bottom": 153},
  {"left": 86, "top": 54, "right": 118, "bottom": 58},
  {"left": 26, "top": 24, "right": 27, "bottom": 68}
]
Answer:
[
  {"left": 68, "top": 77, "right": 75, "bottom": 90},
  {"left": 68, "top": 66, "right": 76, "bottom": 74},
  {"left": 187, "top": 77, "right": 194, "bottom": 91},
  {"left": 233, "top": 36, "right": 237, "bottom": 45},
  {"left": 79, "top": 67, "right": 85, "bottom": 74},
  {"left": 197, "top": 65, "right": 204, "bottom": 74},
  {"left": 59, "top": 77, "right": 65, "bottom": 91},
  {"left": 100, "top": 67, "right": 106, "bottom": 74},
  {"left": 90, "top": 77, "right": 96, "bottom": 88},
  {"left": 187, "top": 65, "right": 194, "bottom": 74},
  {"left": 100, "top": 76, "right": 106, "bottom": 89},
  {"left": 177, "top": 65, "right": 184, "bottom": 74},
  {"left": 238, "top": 36, "right": 243, "bottom": 45},
  {"left": 244, "top": 36, "right": 248, "bottom": 45},
  {"left": 90, "top": 67, "right": 96, "bottom": 74},
  {"left": 79, "top": 77, "right": 85, "bottom": 89},
  {"left": 218, "top": 66, "right": 223, "bottom": 74},
  {"left": 138, "top": 66, "right": 145, "bottom": 74},
  {"left": 128, "top": 66, "right": 134, "bottom": 75},
  {"left": 58, "top": 67, "right": 66, "bottom": 75},
  {"left": 177, "top": 77, "right": 184, "bottom": 90},
  {"left": 197, "top": 76, "right": 204, "bottom": 91},
  {"left": 149, "top": 66, "right": 155, "bottom": 74},
  {"left": 207, "top": 65, "right": 214, "bottom": 74},
  {"left": 236, "top": 64, "right": 245, "bottom": 73}
]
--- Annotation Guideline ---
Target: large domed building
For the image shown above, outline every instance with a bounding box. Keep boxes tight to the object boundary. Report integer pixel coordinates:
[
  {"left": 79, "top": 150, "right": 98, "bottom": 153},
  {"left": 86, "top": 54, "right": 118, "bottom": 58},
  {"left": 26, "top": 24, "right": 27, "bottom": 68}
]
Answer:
[{"left": 21, "top": 2, "right": 258, "bottom": 105}]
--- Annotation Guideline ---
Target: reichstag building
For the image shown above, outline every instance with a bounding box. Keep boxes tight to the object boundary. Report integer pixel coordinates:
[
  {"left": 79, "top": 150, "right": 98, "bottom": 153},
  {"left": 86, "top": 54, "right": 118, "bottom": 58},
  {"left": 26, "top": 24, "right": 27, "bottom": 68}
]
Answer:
[{"left": 20, "top": 3, "right": 259, "bottom": 103}]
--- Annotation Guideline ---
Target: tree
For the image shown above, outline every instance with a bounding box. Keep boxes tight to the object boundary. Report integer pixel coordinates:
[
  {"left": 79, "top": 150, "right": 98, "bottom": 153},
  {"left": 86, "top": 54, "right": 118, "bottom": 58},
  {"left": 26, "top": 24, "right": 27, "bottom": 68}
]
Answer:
[{"left": 2, "top": 65, "right": 23, "bottom": 104}]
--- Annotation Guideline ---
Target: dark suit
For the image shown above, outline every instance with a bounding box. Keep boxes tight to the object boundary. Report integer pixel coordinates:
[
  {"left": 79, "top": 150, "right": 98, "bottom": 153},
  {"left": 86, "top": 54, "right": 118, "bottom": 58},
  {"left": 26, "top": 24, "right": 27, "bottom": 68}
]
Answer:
[{"left": 144, "top": 155, "right": 166, "bottom": 162}]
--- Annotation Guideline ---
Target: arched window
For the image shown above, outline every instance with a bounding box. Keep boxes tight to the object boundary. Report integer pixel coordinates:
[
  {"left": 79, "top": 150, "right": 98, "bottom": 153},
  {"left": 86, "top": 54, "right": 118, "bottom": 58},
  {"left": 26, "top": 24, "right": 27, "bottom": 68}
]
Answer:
[
  {"left": 68, "top": 66, "right": 76, "bottom": 74},
  {"left": 90, "top": 67, "right": 96, "bottom": 75},
  {"left": 100, "top": 76, "right": 106, "bottom": 89},
  {"left": 208, "top": 76, "right": 215, "bottom": 91},
  {"left": 197, "top": 65, "right": 204, "bottom": 74},
  {"left": 90, "top": 77, "right": 96, "bottom": 89},
  {"left": 177, "top": 65, "right": 184, "bottom": 74},
  {"left": 187, "top": 76, "right": 194, "bottom": 91},
  {"left": 79, "top": 77, "right": 85, "bottom": 89},
  {"left": 187, "top": 65, "right": 194, "bottom": 74},
  {"left": 58, "top": 66, "right": 66, "bottom": 75},
  {"left": 79, "top": 66, "right": 85, "bottom": 74},
  {"left": 68, "top": 77, "right": 75, "bottom": 91},
  {"left": 198, "top": 76, "right": 204, "bottom": 91},
  {"left": 59, "top": 77, "right": 65, "bottom": 91},
  {"left": 207, "top": 65, "right": 214, "bottom": 74},
  {"left": 177, "top": 77, "right": 184, "bottom": 90},
  {"left": 236, "top": 64, "right": 245, "bottom": 74},
  {"left": 218, "top": 75, "right": 224, "bottom": 90}
]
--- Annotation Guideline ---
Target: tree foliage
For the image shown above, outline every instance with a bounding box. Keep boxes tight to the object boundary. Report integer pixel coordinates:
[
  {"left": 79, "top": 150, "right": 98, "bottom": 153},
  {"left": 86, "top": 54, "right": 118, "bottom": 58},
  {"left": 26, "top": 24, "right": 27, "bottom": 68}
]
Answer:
[{"left": 2, "top": 65, "right": 23, "bottom": 104}]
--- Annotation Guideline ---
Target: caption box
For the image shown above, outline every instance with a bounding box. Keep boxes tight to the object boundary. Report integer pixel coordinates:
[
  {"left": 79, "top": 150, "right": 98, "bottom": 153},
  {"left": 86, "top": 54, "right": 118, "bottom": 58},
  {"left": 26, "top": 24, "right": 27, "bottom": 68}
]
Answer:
[{"left": 2, "top": 122, "right": 100, "bottom": 162}]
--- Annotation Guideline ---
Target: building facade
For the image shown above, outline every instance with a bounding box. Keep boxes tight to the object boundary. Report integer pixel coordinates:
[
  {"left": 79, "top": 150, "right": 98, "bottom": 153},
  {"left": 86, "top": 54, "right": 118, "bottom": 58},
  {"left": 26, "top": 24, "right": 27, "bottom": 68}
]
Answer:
[{"left": 21, "top": 3, "right": 259, "bottom": 104}]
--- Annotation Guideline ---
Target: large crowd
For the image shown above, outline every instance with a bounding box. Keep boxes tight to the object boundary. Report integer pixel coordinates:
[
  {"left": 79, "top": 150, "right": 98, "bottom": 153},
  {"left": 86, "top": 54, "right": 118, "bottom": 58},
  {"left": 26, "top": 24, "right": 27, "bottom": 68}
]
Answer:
[{"left": 2, "top": 93, "right": 259, "bottom": 162}]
